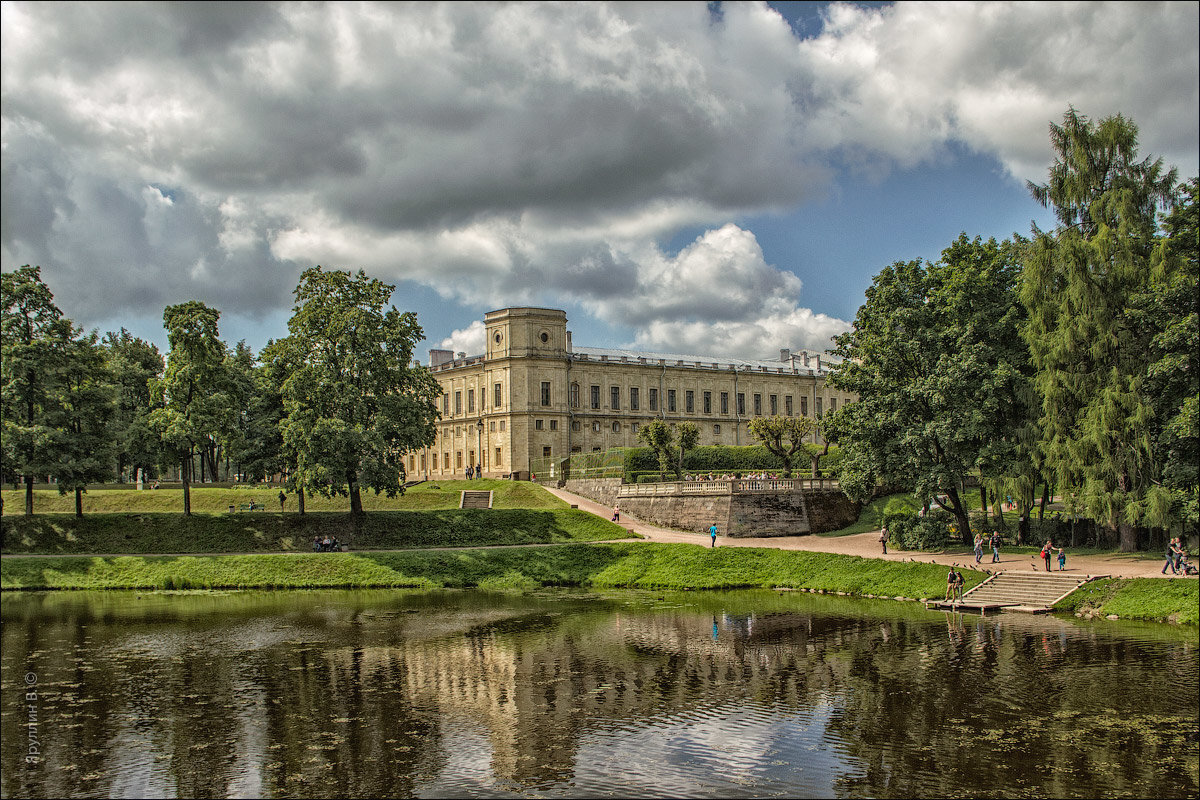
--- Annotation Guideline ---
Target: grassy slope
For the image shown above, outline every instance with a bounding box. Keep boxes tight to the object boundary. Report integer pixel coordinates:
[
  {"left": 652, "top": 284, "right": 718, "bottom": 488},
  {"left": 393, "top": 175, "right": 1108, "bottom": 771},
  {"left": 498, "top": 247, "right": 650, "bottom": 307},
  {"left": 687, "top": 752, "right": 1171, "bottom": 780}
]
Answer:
[
  {"left": 0, "top": 543, "right": 971, "bottom": 597},
  {"left": 1053, "top": 577, "right": 1199, "bottom": 625},
  {"left": 0, "top": 480, "right": 634, "bottom": 554}
]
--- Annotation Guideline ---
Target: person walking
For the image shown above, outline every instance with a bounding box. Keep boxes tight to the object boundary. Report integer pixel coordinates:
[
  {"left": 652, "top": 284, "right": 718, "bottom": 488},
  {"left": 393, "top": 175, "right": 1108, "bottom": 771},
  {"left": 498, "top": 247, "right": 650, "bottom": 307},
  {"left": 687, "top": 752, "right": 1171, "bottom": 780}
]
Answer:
[
  {"left": 973, "top": 533, "right": 984, "bottom": 564},
  {"left": 945, "top": 567, "right": 957, "bottom": 602},
  {"left": 954, "top": 568, "right": 966, "bottom": 601},
  {"left": 709, "top": 523, "right": 718, "bottom": 548},
  {"left": 278, "top": 490, "right": 286, "bottom": 511},
  {"left": 611, "top": 503, "right": 620, "bottom": 522},
  {"left": 1041, "top": 540, "right": 1053, "bottom": 572},
  {"left": 879, "top": 526, "right": 889, "bottom": 555},
  {"left": 1056, "top": 546, "right": 1066, "bottom": 571},
  {"left": 990, "top": 530, "right": 1001, "bottom": 563},
  {"left": 1162, "top": 537, "right": 1181, "bottom": 575}
]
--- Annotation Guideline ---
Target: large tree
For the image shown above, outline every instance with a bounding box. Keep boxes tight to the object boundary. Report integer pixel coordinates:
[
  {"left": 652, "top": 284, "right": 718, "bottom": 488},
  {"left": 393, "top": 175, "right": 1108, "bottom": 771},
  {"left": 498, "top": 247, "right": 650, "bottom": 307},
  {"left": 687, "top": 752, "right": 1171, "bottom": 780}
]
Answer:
[
  {"left": 1021, "top": 108, "right": 1179, "bottom": 550},
  {"left": 49, "top": 332, "right": 116, "bottom": 516},
  {"left": 827, "top": 235, "right": 1029, "bottom": 545},
  {"left": 280, "top": 267, "right": 440, "bottom": 519},
  {"left": 636, "top": 419, "right": 675, "bottom": 481},
  {"left": 747, "top": 415, "right": 816, "bottom": 477},
  {"left": 102, "top": 328, "right": 165, "bottom": 484},
  {"left": 149, "top": 302, "right": 235, "bottom": 516},
  {"left": 1, "top": 266, "right": 76, "bottom": 516}
]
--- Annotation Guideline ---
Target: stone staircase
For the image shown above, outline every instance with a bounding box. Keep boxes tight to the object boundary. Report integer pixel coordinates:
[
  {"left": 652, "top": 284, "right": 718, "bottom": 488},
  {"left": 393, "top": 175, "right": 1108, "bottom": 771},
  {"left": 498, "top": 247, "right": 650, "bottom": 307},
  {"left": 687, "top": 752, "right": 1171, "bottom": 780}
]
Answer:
[
  {"left": 460, "top": 491, "right": 493, "bottom": 509},
  {"left": 931, "top": 571, "right": 1101, "bottom": 614}
]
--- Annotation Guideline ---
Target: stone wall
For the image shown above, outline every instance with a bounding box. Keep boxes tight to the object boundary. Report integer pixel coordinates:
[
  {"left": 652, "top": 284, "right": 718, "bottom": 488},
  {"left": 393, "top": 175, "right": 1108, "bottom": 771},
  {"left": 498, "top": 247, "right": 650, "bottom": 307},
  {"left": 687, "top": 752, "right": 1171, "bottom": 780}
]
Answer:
[{"left": 562, "top": 477, "right": 623, "bottom": 508}]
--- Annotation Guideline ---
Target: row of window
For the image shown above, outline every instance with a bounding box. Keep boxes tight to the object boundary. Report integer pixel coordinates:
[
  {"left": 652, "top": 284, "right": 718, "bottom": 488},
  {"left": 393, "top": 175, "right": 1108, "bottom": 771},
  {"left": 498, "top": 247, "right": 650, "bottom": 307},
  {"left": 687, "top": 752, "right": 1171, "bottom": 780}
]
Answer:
[
  {"left": 441, "top": 381, "right": 841, "bottom": 419},
  {"left": 534, "top": 420, "right": 729, "bottom": 435},
  {"left": 415, "top": 447, "right": 504, "bottom": 472},
  {"left": 564, "top": 384, "right": 836, "bottom": 417}
]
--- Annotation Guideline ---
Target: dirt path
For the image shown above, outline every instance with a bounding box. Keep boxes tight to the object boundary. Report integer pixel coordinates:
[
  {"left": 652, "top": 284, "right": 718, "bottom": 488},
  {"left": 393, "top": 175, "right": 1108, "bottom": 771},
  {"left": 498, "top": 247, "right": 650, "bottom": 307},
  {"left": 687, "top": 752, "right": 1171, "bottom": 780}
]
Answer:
[{"left": 545, "top": 486, "right": 1188, "bottom": 580}]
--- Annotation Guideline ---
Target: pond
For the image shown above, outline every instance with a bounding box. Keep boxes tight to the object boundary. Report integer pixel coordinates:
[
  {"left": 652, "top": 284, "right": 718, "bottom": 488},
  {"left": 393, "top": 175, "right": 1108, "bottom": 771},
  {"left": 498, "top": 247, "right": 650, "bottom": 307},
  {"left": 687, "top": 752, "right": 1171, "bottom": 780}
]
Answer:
[{"left": 2, "top": 589, "right": 1197, "bottom": 798}]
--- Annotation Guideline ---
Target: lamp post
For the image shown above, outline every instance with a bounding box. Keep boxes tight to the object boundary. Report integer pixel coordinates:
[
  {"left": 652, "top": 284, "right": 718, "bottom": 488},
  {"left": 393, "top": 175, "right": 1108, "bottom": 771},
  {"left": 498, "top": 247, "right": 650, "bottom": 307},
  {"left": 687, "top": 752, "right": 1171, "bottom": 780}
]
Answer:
[{"left": 476, "top": 418, "right": 484, "bottom": 479}]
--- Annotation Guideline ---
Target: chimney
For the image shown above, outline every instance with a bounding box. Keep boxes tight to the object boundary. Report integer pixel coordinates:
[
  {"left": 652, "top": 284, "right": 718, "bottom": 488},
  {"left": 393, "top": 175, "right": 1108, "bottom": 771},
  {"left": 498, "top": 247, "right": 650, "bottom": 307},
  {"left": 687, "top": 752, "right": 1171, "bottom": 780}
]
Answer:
[
  {"left": 814, "top": 354, "right": 821, "bottom": 372},
  {"left": 780, "top": 348, "right": 791, "bottom": 363},
  {"left": 456, "top": 352, "right": 466, "bottom": 360},
  {"left": 428, "top": 349, "right": 454, "bottom": 367},
  {"left": 801, "top": 351, "right": 810, "bottom": 368},
  {"left": 567, "top": 330, "right": 573, "bottom": 352}
]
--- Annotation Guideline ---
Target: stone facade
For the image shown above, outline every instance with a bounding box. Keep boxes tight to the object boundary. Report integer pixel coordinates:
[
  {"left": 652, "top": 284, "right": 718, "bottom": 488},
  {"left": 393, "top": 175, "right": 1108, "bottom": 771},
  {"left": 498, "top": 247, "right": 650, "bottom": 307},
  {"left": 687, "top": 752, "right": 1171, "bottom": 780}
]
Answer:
[{"left": 406, "top": 306, "right": 854, "bottom": 480}]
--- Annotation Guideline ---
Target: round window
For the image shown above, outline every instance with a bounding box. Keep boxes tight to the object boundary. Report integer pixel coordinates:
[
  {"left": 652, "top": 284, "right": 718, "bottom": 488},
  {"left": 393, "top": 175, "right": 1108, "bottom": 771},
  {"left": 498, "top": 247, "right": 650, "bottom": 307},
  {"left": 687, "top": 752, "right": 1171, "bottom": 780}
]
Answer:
[
  {"left": 540, "top": 332, "right": 549, "bottom": 343},
  {"left": 494, "top": 331, "right": 502, "bottom": 344}
]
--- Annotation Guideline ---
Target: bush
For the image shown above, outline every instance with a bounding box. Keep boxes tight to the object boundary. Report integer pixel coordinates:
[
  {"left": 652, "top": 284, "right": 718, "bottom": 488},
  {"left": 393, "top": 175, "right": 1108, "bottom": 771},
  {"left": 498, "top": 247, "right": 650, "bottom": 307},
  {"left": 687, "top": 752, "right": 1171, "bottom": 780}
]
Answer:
[
  {"left": 885, "top": 511, "right": 955, "bottom": 551},
  {"left": 622, "top": 444, "right": 840, "bottom": 482}
]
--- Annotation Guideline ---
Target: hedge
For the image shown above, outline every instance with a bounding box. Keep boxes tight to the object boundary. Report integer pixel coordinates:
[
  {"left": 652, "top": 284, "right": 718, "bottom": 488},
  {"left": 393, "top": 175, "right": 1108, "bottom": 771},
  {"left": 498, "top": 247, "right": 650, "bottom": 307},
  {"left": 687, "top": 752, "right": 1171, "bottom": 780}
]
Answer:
[{"left": 622, "top": 444, "right": 841, "bottom": 481}]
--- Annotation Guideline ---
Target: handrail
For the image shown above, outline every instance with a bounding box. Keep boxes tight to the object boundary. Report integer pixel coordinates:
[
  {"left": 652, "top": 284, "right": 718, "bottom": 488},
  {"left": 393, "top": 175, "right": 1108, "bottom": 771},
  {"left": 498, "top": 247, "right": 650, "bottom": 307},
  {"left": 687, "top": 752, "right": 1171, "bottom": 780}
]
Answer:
[{"left": 617, "top": 478, "right": 839, "bottom": 497}]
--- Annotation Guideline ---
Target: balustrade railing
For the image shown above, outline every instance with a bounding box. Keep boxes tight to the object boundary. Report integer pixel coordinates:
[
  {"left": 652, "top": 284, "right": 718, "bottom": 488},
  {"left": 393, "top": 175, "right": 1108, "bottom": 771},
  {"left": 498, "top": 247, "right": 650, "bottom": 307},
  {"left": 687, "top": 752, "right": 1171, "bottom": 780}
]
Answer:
[{"left": 617, "top": 477, "right": 838, "bottom": 497}]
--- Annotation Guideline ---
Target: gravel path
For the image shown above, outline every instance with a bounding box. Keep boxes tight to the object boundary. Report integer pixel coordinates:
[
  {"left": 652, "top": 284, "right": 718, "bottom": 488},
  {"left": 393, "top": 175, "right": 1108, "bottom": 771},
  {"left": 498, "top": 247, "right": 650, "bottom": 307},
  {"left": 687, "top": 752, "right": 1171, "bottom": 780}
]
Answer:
[{"left": 544, "top": 486, "right": 1190, "bottom": 580}]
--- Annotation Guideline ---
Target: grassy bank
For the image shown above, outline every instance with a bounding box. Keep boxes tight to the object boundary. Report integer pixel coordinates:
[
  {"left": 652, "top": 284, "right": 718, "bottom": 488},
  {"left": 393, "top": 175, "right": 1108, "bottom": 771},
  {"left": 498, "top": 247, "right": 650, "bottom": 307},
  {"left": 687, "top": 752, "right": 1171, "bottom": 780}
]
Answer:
[
  {"left": 5, "top": 544, "right": 1194, "bottom": 623},
  {"left": 1053, "top": 577, "right": 1200, "bottom": 625},
  {"left": 0, "top": 479, "right": 557, "bottom": 515},
  {"left": 0, "top": 507, "right": 632, "bottom": 554},
  {"left": 0, "top": 542, "right": 976, "bottom": 597}
]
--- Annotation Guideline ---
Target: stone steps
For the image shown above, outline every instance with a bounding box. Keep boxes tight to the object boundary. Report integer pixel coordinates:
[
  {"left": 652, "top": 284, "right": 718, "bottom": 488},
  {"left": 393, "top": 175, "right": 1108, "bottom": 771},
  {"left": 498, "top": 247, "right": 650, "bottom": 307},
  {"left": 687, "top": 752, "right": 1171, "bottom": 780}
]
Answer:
[
  {"left": 961, "top": 572, "right": 1095, "bottom": 609},
  {"left": 460, "top": 491, "right": 493, "bottom": 509}
]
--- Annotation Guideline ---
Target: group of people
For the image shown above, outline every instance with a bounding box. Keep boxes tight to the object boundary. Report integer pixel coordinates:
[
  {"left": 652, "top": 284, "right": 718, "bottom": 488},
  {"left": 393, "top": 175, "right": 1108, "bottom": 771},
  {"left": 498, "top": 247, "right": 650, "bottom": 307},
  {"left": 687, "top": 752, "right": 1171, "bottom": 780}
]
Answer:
[
  {"left": 464, "top": 465, "right": 483, "bottom": 480},
  {"left": 1162, "top": 537, "right": 1192, "bottom": 575},
  {"left": 682, "top": 472, "right": 783, "bottom": 481},
  {"left": 1040, "top": 539, "right": 1067, "bottom": 571},
  {"left": 312, "top": 535, "right": 342, "bottom": 552},
  {"left": 945, "top": 567, "right": 966, "bottom": 602},
  {"left": 970, "top": 531, "right": 1004, "bottom": 564}
]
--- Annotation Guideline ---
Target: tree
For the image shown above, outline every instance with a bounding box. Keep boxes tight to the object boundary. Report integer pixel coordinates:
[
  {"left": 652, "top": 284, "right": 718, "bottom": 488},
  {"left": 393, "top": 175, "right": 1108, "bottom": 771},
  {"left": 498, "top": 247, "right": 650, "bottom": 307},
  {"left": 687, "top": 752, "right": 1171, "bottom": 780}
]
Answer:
[
  {"left": 49, "top": 332, "right": 116, "bottom": 516},
  {"left": 827, "top": 235, "right": 1030, "bottom": 545},
  {"left": 149, "top": 302, "right": 234, "bottom": 516},
  {"left": 676, "top": 422, "right": 699, "bottom": 477},
  {"left": 232, "top": 338, "right": 287, "bottom": 484},
  {"left": 636, "top": 418, "right": 675, "bottom": 481},
  {"left": 103, "top": 328, "right": 165, "bottom": 484},
  {"left": 1021, "top": 108, "right": 1179, "bottom": 550},
  {"left": 280, "top": 267, "right": 440, "bottom": 520},
  {"left": 747, "top": 415, "right": 815, "bottom": 477},
  {"left": 1, "top": 266, "right": 76, "bottom": 516}
]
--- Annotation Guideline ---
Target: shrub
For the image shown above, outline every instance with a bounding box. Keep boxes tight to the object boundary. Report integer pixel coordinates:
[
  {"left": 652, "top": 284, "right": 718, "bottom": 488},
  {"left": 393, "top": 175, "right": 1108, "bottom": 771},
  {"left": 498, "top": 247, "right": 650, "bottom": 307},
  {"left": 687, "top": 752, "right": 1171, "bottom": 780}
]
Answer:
[
  {"left": 885, "top": 511, "right": 955, "bottom": 551},
  {"left": 622, "top": 445, "right": 840, "bottom": 482}
]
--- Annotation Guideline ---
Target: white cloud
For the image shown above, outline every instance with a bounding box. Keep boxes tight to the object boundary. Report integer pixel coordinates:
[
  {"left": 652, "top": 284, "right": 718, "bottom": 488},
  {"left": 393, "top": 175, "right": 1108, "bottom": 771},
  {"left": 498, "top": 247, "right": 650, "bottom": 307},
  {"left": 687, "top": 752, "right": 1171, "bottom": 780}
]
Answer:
[
  {"left": 2, "top": 0, "right": 1196, "bottom": 346},
  {"left": 439, "top": 319, "right": 487, "bottom": 357}
]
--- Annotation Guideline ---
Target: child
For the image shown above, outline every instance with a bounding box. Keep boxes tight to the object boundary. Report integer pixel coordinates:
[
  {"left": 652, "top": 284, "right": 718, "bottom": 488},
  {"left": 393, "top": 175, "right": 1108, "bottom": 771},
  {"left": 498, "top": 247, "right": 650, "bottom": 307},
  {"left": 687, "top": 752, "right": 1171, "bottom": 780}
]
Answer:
[{"left": 1056, "top": 547, "right": 1066, "bottom": 571}]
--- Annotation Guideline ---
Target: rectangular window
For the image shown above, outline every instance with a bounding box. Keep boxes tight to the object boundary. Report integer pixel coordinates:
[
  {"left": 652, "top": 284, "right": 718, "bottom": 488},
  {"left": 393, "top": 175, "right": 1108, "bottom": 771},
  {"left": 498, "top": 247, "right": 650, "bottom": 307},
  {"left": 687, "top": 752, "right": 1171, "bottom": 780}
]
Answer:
[
  {"left": 467, "top": 388, "right": 475, "bottom": 413},
  {"left": 494, "top": 382, "right": 502, "bottom": 408},
  {"left": 499, "top": 420, "right": 506, "bottom": 432},
  {"left": 753, "top": 394, "right": 762, "bottom": 416},
  {"left": 667, "top": 389, "right": 677, "bottom": 412},
  {"left": 630, "top": 387, "right": 640, "bottom": 410},
  {"left": 801, "top": 397, "right": 808, "bottom": 417},
  {"left": 495, "top": 447, "right": 502, "bottom": 466},
  {"left": 721, "top": 392, "right": 729, "bottom": 415},
  {"left": 550, "top": 419, "right": 558, "bottom": 430},
  {"left": 443, "top": 393, "right": 449, "bottom": 414},
  {"left": 456, "top": 451, "right": 463, "bottom": 468},
  {"left": 543, "top": 446, "right": 552, "bottom": 458},
  {"left": 649, "top": 388, "right": 659, "bottom": 411},
  {"left": 571, "top": 420, "right": 581, "bottom": 431},
  {"left": 591, "top": 385, "right": 600, "bottom": 409},
  {"left": 541, "top": 381, "right": 551, "bottom": 406},
  {"left": 816, "top": 397, "right": 824, "bottom": 418},
  {"left": 785, "top": 395, "right": 793, "bottom": 416},
  {"left": 535, "top": 419, "right": 544, "bottom": 430},
  {"left": 454, "top": 391, "right": 462, "bottom": 415},
  {"left": 703, "top": 391, "right": 712, "bottom": 414},
  {"left": 632, "top": 422, "right": 639, "bottom": 435},
  {"left": 713, "top": 424, "right": 721, "bottom": 435},
  {"left": 569, "top": 383, "right": 579, "bottom": 408},
  {"left": 592, "top": 421, "right": 601, "bottom": 432},
  {"left": 685, "top": 390, "right": 694, "bottom": 413},
  {"left": 737, "top": 393, "right": 746, "bottom": 415},
  {"left": 770, "top": 394, "right": 778, "bottom": 415},
  {"left": 489, "top": 420, "right": 496, "bottom": 432},
  {"left": 830, "top": 397, "right": 837, "bottom": 412},
  {"left": 611, "top": 386, "right": 620, "bottom": 410}
]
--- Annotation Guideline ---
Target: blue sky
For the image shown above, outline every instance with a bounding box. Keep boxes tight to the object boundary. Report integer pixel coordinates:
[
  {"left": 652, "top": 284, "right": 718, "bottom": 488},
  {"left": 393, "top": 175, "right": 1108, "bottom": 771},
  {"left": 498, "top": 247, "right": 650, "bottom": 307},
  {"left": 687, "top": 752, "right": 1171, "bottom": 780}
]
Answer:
[{"left": 2, "top": 2, "right": 1195, "bottom": 361}]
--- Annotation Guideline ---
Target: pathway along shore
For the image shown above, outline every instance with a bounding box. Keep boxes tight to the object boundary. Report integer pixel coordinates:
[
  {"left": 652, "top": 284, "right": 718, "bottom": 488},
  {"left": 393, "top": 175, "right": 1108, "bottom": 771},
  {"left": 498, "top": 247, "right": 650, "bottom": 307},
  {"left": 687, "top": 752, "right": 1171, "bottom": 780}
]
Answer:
[{"left": 543, "top": 486, "right": 1188, "bottom": 580}]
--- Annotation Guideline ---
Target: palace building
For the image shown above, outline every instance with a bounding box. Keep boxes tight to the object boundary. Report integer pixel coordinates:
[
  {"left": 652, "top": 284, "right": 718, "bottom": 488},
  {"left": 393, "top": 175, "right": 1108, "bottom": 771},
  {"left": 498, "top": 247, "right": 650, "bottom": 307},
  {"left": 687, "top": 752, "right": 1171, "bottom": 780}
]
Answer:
[{"left": 409, "top": 307, "right": 853, "bottom": 480}]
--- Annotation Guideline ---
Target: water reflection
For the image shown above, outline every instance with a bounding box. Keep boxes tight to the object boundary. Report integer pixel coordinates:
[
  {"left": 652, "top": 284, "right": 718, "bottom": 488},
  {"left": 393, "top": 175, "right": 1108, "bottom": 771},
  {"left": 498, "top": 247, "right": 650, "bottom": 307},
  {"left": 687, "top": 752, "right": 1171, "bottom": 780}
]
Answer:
[{"left": 2, "top": 590, "right": 1196, "bottom": 798}]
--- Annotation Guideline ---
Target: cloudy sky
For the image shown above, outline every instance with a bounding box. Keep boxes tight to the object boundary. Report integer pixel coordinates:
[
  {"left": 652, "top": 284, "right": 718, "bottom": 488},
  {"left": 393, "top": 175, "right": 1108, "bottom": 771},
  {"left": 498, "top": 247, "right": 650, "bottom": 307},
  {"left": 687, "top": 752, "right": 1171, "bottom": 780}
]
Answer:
[{"left": 3, "top": 1, "right": 1197, "bottom": 362}]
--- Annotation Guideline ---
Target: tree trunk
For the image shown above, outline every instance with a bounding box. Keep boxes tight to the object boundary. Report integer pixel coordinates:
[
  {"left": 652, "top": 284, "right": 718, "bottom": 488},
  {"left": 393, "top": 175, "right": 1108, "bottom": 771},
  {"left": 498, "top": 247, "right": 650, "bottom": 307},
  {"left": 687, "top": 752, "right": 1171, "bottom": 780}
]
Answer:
[
  {"left": 298, "top": 487, "right": 306, "bottom": 516},
  {"left": 75, "top": 487, "right": 83, "bottom": 518},
  {"left": 24, "top": 475, "right": 33, "bottom": 517},
  {"left": 1038, "top": 483, "right": 1050, "bottom": 522},
  {"left": 810, "top": 454, "right": 819, "bottom": 478},
  {"left": 348, "top": 470, "right": 363, "bottom": 517},
  {"left": 182, "top": 453, "right": 192, "bottom": 516},
  {"left": 980, "top": 485, "right": 987, "bottom": 513},
  {"left": 1118, "top": 521, "right": 1138, "bottom": 553}
]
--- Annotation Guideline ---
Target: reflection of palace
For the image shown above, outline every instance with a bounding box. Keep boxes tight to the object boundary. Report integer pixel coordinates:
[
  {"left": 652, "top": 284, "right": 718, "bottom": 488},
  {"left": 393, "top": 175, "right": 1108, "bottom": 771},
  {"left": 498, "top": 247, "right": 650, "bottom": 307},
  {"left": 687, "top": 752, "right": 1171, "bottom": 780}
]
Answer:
[
  {"left": 413, "top": 307, "right": 853, "bottom": 479},
  {"left": 359, "top": 611, "right": 851, "bottom": 785}
]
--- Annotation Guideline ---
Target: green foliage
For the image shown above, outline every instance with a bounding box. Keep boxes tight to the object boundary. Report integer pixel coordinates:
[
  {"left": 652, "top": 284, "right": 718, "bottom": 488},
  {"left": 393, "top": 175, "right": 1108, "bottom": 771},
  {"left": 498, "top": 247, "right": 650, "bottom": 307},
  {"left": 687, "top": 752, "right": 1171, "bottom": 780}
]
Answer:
[
  {"left": 279, "top": 267, "right": 440, "bottom": 516},
  {"left": 1053, "top": 577, "right": 1199, "bottom": 625},
  {"left": 622, "top": 444, "right": 838, "bottom": 480},
  {"left": 1022, "top": 109, "right": 1183, "bottom": 544},
  {"left": 747, "top": 415, "right": 816, "bottom": 477},
  {"left": 827, "top": 234, "right": 1030, "bottom": 544},
  {"left": 635, "top": 418, "right": 675, "bottom": 479},
  {"left": 882, "top": 512, "right": 956, "bottom": 551},
  {"left": 101, "top": 328, "right": 165, "bottom": 482}
]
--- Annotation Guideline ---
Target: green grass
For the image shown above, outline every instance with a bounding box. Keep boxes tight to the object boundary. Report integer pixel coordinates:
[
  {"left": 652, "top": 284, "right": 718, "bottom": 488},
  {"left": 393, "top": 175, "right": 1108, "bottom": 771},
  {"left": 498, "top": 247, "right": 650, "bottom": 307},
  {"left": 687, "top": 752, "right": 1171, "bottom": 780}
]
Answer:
[
  {"left": 1053, "top": 577, "right": 1199, "bottom": 624},
  {"left": 0, "top": 479, "right": 564, "bottom": 515},
  {"left": 818, "top": 492, "right": 922, "bottom": 537},
  {"left": 0, "top": 507, "right": 632, "bottom": 555},
  {"left": 0, "top": 542, "right": 975, "bottom": 599}
]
